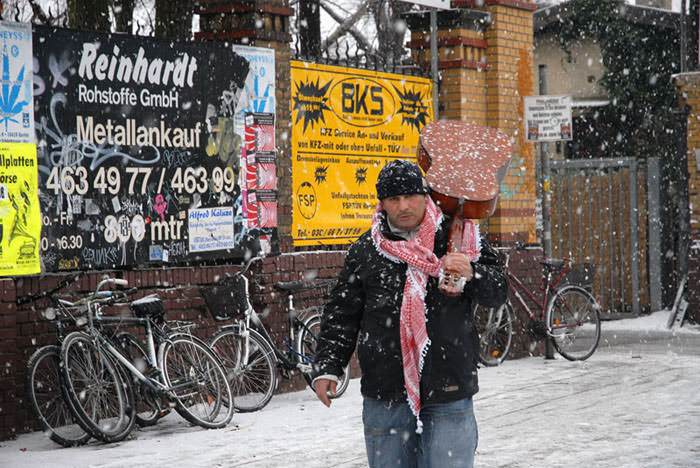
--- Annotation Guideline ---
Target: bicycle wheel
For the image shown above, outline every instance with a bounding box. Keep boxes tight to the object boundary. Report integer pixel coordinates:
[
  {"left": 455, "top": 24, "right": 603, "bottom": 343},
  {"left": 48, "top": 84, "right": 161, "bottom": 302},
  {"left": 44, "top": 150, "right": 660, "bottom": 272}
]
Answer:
[
  {"left": 546, "top": 285, "right": 601, "bottom": 361},
  {"left": 114, "top": 332, "right": 170, "bottom": 427},
  {"left": 474, "top": 301, "right": 515, "bottom": 366},
  {"left": 60, "top": 331, "right": 136, "bottom": 443},
  {"left": 299, "top": 314, "right": 351, "bottom": 398},
  {"left": 209, "top": 327, "right": 277, "bottom": 413},
  {"left": 25, "top": 345, "right": 91, "bottom": 447},
  {"left": 159, "top": 333, "right": 234, "bottom": 428}
]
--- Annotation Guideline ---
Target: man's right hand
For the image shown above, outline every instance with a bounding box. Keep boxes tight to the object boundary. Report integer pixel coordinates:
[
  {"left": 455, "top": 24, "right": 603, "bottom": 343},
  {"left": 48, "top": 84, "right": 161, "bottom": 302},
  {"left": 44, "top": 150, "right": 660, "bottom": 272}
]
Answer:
[{"left": 314, "top": 378, "right": 337, "bottom": 407}]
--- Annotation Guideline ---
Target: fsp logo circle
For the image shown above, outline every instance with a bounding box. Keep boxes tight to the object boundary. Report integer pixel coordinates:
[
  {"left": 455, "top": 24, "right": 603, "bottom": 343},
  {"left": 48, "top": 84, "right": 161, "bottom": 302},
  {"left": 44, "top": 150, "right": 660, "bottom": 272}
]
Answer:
[{"left": 296, "top": 181, "right": 317, "bottom": 219}]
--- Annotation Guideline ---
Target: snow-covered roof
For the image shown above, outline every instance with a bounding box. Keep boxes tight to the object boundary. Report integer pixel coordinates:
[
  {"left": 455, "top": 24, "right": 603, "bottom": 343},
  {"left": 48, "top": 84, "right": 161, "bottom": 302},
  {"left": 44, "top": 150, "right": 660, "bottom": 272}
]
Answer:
[{"left": 534, "top": 3, "right": 680, "bottom": 33}]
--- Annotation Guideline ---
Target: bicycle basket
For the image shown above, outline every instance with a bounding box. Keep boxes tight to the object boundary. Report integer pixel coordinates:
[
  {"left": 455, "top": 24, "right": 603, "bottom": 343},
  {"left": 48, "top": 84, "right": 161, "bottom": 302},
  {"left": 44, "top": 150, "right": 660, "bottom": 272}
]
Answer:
[
  {"left": 564, "top": 263, "right": 596, "bottom": 289},
  {"left": 200, "top": 274, "right": 249, "bottom": 321}
]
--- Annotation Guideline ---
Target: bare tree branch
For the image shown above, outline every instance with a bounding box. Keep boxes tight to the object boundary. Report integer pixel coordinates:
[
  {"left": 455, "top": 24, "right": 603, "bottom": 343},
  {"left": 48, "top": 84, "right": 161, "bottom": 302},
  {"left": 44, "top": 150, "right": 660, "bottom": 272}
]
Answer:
[
  {"left": 135, "top": 0, "right": 155, "bottom": 36},
  {"left": 370, "top": 0, "right": 412, "bottom": 64},
  {"left": 320, "top": 0, "right": 375, "bottom": 54},
  {"left": 27, "top": 0, "right": 50, "bottom": 24}
]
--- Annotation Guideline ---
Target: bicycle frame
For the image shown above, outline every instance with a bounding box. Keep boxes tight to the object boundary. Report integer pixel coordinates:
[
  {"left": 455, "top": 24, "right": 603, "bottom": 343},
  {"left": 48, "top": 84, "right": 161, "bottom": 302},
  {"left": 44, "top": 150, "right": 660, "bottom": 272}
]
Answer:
[
  {"left": 477, "top": 249, "right": 602, "bottom": 365},
  {"left": 32, "top": 276, "right": 169, "bottom": 394},
  {"left": 501, "top": 250, "right": 574, "bottom": 330},
  {"left": 230, "top": 272, "right": 320, "bottom": 376},
  {"left": 88, "top": 315, "right": 169, "bottom": 394},
  {"left": 505, "top": 270, "right": 550, "bottom": 322},
  {"left": 83, "top": 282, "right": 187, "bottom": 395},
  {"left": 206, "top": 263, "right": 351, "bottom": 411},
  {"left": 279, "top": 288, "right": 319, "bottom": 367}
]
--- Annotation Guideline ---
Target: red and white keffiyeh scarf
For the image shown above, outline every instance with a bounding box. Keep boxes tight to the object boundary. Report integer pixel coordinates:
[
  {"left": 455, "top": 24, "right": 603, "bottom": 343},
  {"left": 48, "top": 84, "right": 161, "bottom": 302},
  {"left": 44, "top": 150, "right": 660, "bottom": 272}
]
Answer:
[
  {"left": 371, "top": 196, "right": 482, "bottom": 433},
  {"left": 371, "top": 196, "right": 442, "bottom": 433}
]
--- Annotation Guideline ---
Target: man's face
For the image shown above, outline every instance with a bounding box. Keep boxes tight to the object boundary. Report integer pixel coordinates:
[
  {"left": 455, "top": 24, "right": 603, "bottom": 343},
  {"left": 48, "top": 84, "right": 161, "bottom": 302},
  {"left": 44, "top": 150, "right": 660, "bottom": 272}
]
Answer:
[{"left": 383, "top": 194, "right": 426, "bottom": 231}]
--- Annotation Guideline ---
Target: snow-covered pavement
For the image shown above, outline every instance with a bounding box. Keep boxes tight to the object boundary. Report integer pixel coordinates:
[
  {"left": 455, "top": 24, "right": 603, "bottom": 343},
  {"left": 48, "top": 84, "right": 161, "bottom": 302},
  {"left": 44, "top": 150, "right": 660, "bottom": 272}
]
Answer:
[{"left": 2, "top": 311, "right": 699, "bottom": 468}]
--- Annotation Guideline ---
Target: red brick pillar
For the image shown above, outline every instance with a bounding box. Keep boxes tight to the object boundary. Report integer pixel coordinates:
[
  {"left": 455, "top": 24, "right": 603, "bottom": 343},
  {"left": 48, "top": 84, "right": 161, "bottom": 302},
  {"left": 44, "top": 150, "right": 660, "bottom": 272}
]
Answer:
[
  {"left": 406, "top": 2, "right": 538, "bottom": 247},
  {"left": 674, "top": 73, "right": 700, "bottom": 323},
  {"left": 0, "top": 279, "right": 17, "bottom": 440}
]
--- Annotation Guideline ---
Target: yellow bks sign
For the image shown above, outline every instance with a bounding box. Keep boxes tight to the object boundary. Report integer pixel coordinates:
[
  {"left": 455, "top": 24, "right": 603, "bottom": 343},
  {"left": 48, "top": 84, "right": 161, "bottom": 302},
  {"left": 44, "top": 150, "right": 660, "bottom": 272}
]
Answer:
[
  {"left": 0, "top": 143, "right": 41, "bottom": 275},
  {"left": 290, "top": 60, "right": 433, "bottom": 246}
]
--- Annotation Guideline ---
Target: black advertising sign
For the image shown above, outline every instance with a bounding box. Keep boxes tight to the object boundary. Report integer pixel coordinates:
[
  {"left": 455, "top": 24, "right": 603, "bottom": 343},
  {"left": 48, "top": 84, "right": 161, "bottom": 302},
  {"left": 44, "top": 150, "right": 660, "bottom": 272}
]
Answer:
[{"left": 32, "top": 26, "right": 255, "bottom": 271}]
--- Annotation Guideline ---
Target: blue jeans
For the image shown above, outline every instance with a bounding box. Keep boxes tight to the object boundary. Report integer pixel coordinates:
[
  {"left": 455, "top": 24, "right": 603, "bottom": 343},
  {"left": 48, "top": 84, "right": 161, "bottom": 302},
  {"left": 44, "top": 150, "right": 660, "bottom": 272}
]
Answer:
[{"left": 362, "top": 396, "right": 478, "bottom": 468}]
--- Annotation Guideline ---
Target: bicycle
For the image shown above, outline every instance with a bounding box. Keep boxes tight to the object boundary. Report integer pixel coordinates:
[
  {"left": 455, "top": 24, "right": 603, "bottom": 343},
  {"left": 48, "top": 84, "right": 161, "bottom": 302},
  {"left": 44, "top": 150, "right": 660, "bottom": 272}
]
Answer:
[
  {"left": 59, "top": 277, "right": 234, "bottom": 443},
  {"left": 20, "top": 273, "right": 93, "bottom": 447},
  {"left": 202, "top": 257, "right": 351, "bottom": 413},
  {"left": 20, "top": 273, "right": 161, "bottom": 445},
  {"left": 474, "top": 246, "right": 601, "bottom": 366}
]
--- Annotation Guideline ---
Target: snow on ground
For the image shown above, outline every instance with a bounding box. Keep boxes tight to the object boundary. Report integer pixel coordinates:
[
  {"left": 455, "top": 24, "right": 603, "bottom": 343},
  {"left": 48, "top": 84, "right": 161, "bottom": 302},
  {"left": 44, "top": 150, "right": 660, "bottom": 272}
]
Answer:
[
  {"left": 2, "top": 310, "right": 699, "bottom": 467},
  {"left": 602, "top": 309, "right": 699, "bottom": 333}
]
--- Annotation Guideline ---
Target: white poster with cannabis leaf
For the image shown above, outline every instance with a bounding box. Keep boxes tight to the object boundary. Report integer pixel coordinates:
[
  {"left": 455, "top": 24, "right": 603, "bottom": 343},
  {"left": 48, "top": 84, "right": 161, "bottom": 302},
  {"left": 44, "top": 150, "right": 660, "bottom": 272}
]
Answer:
[{"left": 0, "top": 21, "right": 34, "bottom": 143}]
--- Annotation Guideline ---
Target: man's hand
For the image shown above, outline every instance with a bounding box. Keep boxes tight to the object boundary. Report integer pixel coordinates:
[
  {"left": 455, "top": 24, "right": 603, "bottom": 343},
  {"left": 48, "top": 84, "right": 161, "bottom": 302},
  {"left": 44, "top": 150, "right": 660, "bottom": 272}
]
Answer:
[
  {"left": 439, "top": 252, "right": 474, "bottom": 296},
  {"left": 314, "top": 378, "right": 338, "bottom": 407},
  {"left": 441, "top": 252, "right": 473, "bottom": 281}
]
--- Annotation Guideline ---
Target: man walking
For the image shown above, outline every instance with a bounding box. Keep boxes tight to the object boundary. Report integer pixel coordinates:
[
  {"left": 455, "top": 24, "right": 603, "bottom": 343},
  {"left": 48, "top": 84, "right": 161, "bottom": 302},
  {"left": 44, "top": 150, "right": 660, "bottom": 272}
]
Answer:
[{"left": 313, "top": 159, "right": 508, "bottom": 467}]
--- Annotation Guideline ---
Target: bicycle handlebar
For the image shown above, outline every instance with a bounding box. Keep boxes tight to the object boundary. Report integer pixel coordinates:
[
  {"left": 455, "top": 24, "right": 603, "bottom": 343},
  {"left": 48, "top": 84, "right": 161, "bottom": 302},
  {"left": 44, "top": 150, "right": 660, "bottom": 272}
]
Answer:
[
  {"left": 96, "top": 276, "right": 129, "bottom": 293},
  {"left": 96, "top": 287, "right": 140, "bottom": 307},
  {"left": 494, "top": 243, "right": 540, "bottom": 252},
  {"left": 17, "top": 273, "right": 132, "bottom": 310},
  {"left": 222, "top": 256, "right": 264, "bottom": 281},
  {"left": 240, "top": 256, "right": 263, "bottom": 275},
  {"left": 493, "top": 244, "right": 573, "bottom": 272},
  {"left": 15, "top": 271, "right": 86, "bottom": 305},
  {"left": 274, "top": 278, "right": 335, "bottom": 294}
]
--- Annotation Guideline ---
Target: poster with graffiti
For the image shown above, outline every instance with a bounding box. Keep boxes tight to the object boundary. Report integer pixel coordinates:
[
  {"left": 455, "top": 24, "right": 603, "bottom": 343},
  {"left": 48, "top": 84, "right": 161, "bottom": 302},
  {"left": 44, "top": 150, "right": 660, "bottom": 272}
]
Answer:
[
  {"left": 243, "top": 112, "right": 277, "bottom": 230},
  {"left": 231, "top": 46, "right": 275, "bottom": 135},
  {"left": 290, "top": 60, "right": 433, "bottom": 246},
  {"left": 0, "top": 21, "right": 34, "bottom": 143},
  {"left": 0, "top": 143, "right": 41, "bottom": 275},
  {"left": 32, "top": 25, "right": 259, "bottom": 271},
  {"left": 230, "top": 46, "right": 276, "bottom": 253}
]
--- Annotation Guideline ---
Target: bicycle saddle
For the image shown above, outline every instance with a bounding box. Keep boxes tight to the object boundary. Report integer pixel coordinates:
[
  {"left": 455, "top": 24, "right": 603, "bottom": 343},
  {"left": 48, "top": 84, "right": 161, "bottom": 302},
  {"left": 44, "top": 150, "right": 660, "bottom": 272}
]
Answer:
[
  {"left": 131, "top": 294, "right": 164, "bottom": 318},
  {"left": 274, "top": 281, "right": 307, "bottom": 293},
  {"left": 274, "top": 279, "right": 335, "bottom": 293},
  {"left": 539, "top": 258, "right": 567, "bottom": 271}
]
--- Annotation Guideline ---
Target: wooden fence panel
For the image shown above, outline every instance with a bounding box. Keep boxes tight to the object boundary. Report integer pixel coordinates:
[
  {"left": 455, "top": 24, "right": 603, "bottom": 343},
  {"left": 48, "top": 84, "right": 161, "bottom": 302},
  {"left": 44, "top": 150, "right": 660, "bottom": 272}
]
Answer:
[{"left": 550, "top": 164, "right": 648, "bottom": 317}]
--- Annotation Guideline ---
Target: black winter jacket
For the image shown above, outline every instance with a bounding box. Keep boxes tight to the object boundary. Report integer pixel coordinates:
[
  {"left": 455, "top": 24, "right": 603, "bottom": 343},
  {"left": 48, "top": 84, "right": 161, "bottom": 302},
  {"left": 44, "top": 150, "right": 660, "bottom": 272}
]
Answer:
[{"left": 315, "top": 214, "right": 508, "bottom": 404}]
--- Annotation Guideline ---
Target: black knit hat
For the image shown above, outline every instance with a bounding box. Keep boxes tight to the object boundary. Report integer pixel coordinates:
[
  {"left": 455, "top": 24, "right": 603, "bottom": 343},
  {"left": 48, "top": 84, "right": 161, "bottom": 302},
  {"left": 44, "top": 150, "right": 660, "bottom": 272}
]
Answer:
[{"left": 376, "top": 159, "right": 429, "bottom": 200}]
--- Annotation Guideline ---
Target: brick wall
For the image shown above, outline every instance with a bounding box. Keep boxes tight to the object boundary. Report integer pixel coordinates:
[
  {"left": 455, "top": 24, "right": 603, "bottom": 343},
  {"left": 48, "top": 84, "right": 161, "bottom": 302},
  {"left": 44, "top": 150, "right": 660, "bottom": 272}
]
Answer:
[
  {"left": 674, "top": 73, "right": 700, "bottom": 323},
  {"left": 0, "top": 279, "right": 17, "bottom": 442},
  {"left": 0, "top": 251, "right": 347, "bottom": 441}
]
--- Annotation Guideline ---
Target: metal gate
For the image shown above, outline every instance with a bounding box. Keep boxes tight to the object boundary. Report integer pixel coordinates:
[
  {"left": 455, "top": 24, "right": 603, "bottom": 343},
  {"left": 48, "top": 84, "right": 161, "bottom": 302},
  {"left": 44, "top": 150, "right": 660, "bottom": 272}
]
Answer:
[{"left": 549, "top": 158, "right": 647, "bottom": 318}]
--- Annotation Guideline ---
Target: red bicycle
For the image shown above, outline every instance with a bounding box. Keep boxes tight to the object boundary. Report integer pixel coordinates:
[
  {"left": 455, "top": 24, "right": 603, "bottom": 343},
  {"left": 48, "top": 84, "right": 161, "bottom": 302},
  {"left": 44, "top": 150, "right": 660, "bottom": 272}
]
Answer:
[{"left": 474, "top": 246, "right": 601, "bottom": 366}]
